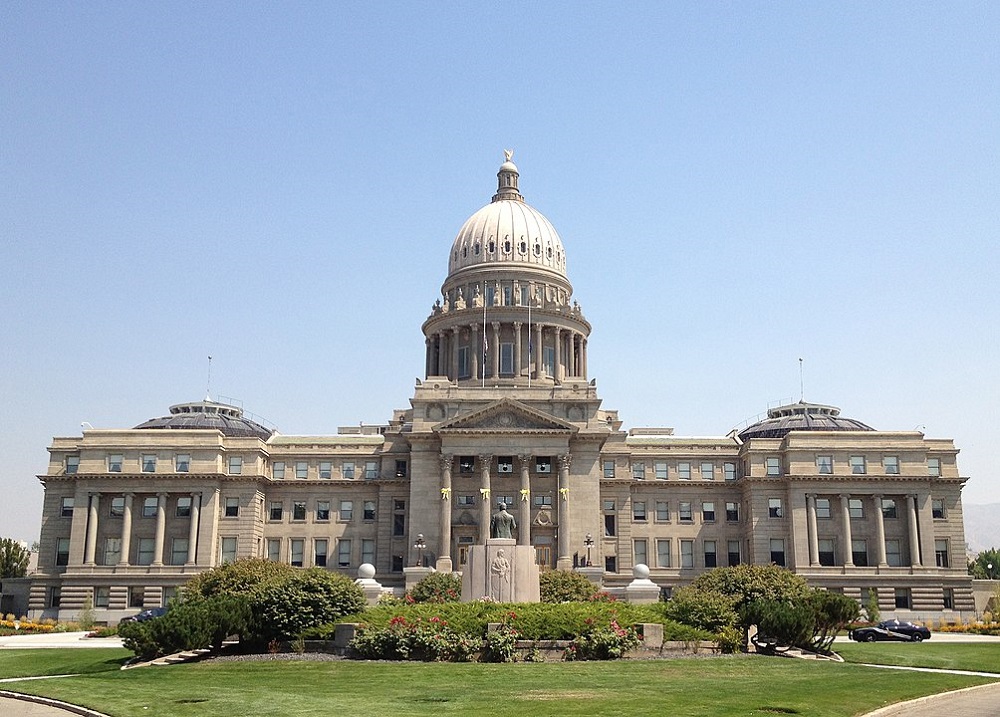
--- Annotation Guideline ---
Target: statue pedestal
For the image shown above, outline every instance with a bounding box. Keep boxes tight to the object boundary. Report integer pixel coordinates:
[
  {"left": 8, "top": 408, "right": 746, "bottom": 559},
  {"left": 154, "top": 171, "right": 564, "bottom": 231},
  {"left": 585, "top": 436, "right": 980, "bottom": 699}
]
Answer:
[{"left": 461, "top": 539, "right": 540, "bottom": 603}]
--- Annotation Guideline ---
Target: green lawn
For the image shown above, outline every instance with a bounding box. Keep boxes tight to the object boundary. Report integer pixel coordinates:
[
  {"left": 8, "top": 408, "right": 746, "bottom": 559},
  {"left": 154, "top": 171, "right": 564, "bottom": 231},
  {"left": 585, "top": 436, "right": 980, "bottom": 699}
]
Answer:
[
  {"left": 0, "top": 648, "right": 129, "bottom": 679},
  {"left": 837, "top": 642, "right": 1000, "bottom": 673},
  {"left": 1, "top": 654, "right": 995, "bottom": 717}
]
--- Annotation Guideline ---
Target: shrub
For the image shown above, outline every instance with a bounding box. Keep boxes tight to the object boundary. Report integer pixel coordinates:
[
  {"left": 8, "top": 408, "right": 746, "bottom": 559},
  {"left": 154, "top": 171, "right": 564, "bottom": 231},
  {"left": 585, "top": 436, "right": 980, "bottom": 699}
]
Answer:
[
  {"left": 806, "top": 590, "right": 860, "bottom": 653},
  {"left": 481, "top": 611, "right": 519, "bottom": 663},
  {"left": 119, "top": 595, "right": 252, "bottom": 661},
  {"left": 183, "top": 558, "right": 295, "bottom": 601},
  {"left": 406, "top": 572, "right": 462, "bottom": 604},
  {"left": 539, "top": 570, "right": 599, "bottom": 603},
  {"left": 689, "top": 565, "right": 810, "bottom": 616},
  {"left": 662, "top": 586, "right": 738, "bottom": 633},
  {"left": 564, "top": 615, "right": 640, "bottom": 661},
  {"left": 742, "top": 599, "right": 814, "bottom": 652},
  {"left": 251, "top": 568, "right": 366, "bottom": 642},
  {"left": 351, "top": 616, "right": 476, "bottom": 662},
  {"left": 714, "top": 625, "right": 744, "bottom": 654}
]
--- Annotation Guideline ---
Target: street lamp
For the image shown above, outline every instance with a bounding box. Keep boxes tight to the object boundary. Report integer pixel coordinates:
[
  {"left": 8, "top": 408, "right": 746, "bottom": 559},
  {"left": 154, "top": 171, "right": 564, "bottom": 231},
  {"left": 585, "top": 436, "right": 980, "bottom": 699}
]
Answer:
[
  {"left": 413, "top": 534, "right": 426, "bottom": 567},
  {"left": 584, "top": 533, "right": 594, "bottom": 567}
]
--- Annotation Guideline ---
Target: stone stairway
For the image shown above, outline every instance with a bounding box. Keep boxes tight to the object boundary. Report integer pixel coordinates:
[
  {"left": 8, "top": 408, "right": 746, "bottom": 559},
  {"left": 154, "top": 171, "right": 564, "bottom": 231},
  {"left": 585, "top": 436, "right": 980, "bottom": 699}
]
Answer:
[{"left": 122, "top": 648, "right": 214, "bottom": 669}]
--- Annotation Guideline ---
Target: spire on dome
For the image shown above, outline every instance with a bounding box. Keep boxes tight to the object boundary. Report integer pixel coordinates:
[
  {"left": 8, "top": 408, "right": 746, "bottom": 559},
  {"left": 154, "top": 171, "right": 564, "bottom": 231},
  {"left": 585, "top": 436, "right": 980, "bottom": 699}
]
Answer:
[{"left": 492, "top": 149, "right": 523, "bottom": 202}]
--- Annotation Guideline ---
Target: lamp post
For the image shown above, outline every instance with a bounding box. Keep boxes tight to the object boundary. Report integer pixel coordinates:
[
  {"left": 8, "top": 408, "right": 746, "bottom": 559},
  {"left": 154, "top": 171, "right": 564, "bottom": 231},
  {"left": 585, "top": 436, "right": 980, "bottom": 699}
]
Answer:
[
  {"left": 584, "top": 533, "right": 594, "bottom": 567},
  {"left": 413, "top": 533, "right": 426, "bottom": 567}
]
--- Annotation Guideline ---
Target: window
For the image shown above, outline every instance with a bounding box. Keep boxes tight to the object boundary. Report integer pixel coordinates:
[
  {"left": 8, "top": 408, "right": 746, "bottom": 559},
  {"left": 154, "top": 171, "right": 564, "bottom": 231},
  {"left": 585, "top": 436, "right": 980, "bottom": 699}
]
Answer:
[
  {"left": 768, "top": 498, "right": 783, "bottom": 518},
  {"left": 894, "top": 588, "right": 911, "bottom": 609},
  {"left": 393, "top": 500, "right": 405, "bottom": 537},
  {"left": 632, "top": 501, "right": 647, "bottom": 521},
  {"left": 500, "top": 342, "right": 514, "bottom": 375},
  {"left": 536, "top": 456, "right": 552, "bottom": 473},
  {"left": 457, "top": 494, "right": 475, "bottom": 507},
  {"left": 272, "top": 461, "right": 285, "bottom": 479},
  {"left": 852, "top": 539, "right": 869, "bottom": 566},
  {"left": 704, "top": 540, "right": 717, "bottom": 568},
  {"left": 457, "top": 346, "right": 470, "bottom": 379},
  {"left": 176, "top": 496, "right": 192, "bottom": 518},
  {"left": 362, "top": 539, "right": 376, "bottom": 565},
  {"left": 103, "top": 537, "right": 120, "bottom": 565},
  {"left": 137, "top": 538, "right": 155, "bottom": 566},
  {"left": 142, "top": 454, "right": 157, "bottom": 473},
  {"left": 126, "top": 586, "right": 143, "bottom": 608},
  {"left": 290, "top": 539, "right": 304, "bottom": 567},
  {"left": 498, "top": 456, "right": 513, "bottom": 474},
  {"left": 770, "top": 538, "right": 785, "bottom": 566},
  {"left": 267, "top": 538, "right": 281, "bottom": 562},
  {"left": 604, "top": 513, "right": 616, "bottom": 537},
  {"left": 228, "top": 455, "right": 243, "bottom": 475},
  {"left": 543, "top": 346, "right": 555, "bottom": 377},
  {"left": 655, "top": 501, "right": 669, "bottom": 522},
  {"left": 269, "top": 501, "right": 283, "bottom": 521},
  {"left": 816, "top": 456, "right": 833, "bottom": 474},
  {"left": 94, "top": 587, "right": 110, "bottom": 608},
  {"left": 60, "top": 497, "right": 74, "bottom": 517},
  {"left": 932, "top": 498, "right": 945, "bottom": 519},
  {"left": 363, "top": 500, "right": 376, "bottom": 521},
  {"left": 726, "top": 501, "right": 739, "bottom": 522},
  {"left": 935, "top": 539, "right": 949, "bottom": 568},
  {"left": 319, "top": 461, "right": 332, "bottom": 479},
  {"left": 342, "top": 462, "right": 355, "bottom": 479},
  {"left": 656, "top": 539, "right": 671, "bottom": 568},
  {"left": 679, "top": 502, "right": 693, "bottom": 522},
  {"left": 927, "top": 457, "right": 941, "bottom": 476},
  {"left": 533, "top": 495, "right": 553, "bottom": 507},
  {"left": 680, "top": 540, "right": 694, "bottom": 568},
  {"left": 459, "top": 456, "right": 475, "bottom": 474},
  {"left": 65, "top": 456, "right": 79, "bottom": 474},
  {"left": 395, "top": 460, "right": 408, "bottom": 478},
  {"left": 727, "top": 540, "right": 741, "bottom": 566},
  {"left": 848, "top": 498, "right": 864, "bottom": 519},
  {"left": 633, "top": 539, "right": 647, "bottom": 566},
  {"left": 881, "top": 498, "right": 897, "bottom": 519},
  {"left": 604, "top": 555, "right": 617, "bottom": 573},
  {"left": 654, "top": 461, "right": 668, "bottom": 480},
  {"left": 815, "top": 498, "right": 831, "bottom": 519},
  {"left": 765, "top": 457, "right": 781, "bottom": 476},
  {"left": 339, "top": 500, "right": 353, "bottom": 521},
  {"left": 702, "top": 502, "right": 715, "bottom": 522},
  {"left": 943, "top": 588, "right": 954, "bottom": 610},
  {"left": 724, "top": 462, "right": 736, "bottom": 481},
  {"left": 295, "top": 461, "right": 308, "bottom": 479},
  {"left": 850, "top": 456, "right": 866, "bottom": 475},
  {"left": 171, "top": 538, "right": 189, "bottom": 565},
  {"left": 886, "top": 539, "right": 902, "bottom": 567},
  {"left": 365, "top": 461, "right": 378, "bottom": 479},
  {"left": 338, "top": 539, "right": 352, "bottom": 568},
  {"left": 883, "top": 456, "right": 899, "bottom": 475},
  {"left": 316, "top": 500, "right": 331, "bottom": 521},
  {"left": 314, "top": 539, "right": 328, "bottom": 567},
  {"left": 292, "top": 501, "right": 306, "bottom": 521},
  {"left": 700, "top": 462, "right": 714, "bottom": 481},
  {"left": 818, "top": 538, "right": 835, "bottom": 566},
  {"left": 603, "top": 460, "right": 616, "bottom": 478},
  {"left": 632, "top": 463, "right": 645, "bottom": 480},
  {"left": 108, "top": 454, "right": 123, "bottom": 472},
  {"left": 110, "top": 496, "right": 125, "bottom": 517},
  {"left": 678, "top": 462, "right": 691, "bottom": 480},
  {"left": 224, "top": 497, "right": 239, "bottom": 518},
  {"left": 55, "top": 537, "right": 70, "bottom": 566},
  {"left": 392, "top": 554, "right": 404, "bottom": 572},
  {"left": 142, "top": 496, "right": 158, "bottom": 518}
]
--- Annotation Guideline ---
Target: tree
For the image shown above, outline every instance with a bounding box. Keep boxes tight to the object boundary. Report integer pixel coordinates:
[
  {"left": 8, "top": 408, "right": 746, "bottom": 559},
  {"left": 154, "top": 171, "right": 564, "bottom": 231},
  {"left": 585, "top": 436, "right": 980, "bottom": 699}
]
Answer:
[
  {"left": 688, "top": 564, "right": 810, "bottom": 618},
  {"left": 969, "top": 549, "right": 1000, "bottom": 580},
  {"left": 539, "top": 570, "right": 600, "bottom": 603},
  {"left": 0, "top": 538, "right": 30, "bottom": 579}
]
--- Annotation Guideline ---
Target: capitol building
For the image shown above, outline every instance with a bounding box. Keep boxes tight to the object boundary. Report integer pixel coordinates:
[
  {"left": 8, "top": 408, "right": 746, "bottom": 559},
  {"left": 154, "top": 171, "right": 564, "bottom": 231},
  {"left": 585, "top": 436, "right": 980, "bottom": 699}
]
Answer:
[{"left": 20, "top": 155, "right": 975, "bottom": 621}]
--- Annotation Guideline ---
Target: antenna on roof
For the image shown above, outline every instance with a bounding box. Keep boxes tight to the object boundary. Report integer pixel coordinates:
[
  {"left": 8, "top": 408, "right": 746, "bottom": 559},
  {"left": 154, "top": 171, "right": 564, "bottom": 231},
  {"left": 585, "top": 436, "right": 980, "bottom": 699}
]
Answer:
[
  {"left": 798, "top": 357, "right": 804, "bottom": 402},
  {"left": 206, "top": 355, "right": 213, "bottom": 402}
]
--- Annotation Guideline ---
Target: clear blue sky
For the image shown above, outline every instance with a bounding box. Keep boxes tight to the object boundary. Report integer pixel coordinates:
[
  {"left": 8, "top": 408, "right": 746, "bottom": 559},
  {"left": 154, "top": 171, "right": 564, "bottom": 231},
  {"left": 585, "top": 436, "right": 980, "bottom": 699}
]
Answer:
[{"left": 3, "top": 3, "right": 998, "bottom": 543}]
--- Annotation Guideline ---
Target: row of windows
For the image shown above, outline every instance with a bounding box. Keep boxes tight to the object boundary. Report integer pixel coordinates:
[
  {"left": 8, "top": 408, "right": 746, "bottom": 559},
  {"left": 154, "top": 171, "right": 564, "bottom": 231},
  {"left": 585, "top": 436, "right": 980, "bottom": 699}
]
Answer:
[
  {"left": 629, "top": 538, "right": 744, "bottom": 569},
  {"left": 763, "top": 455, "right": 943, "bottom": 477},
  {"left": 59, "top": 496, "right": 194, "bottom": 519},
  {"left": 616, "top": 461, "right": 739, "bottom": 481},
  {"left": 455, "top": 456, "right": 556, "bottom": 474},
  {"left": 65, "top": 454, "right": 406, "bottom": 480},
  {"left": 812, "top": 496, "right": 946, "bottom": 520},
  {"left": 66, "top": 454, "right": 193, "bottom": 475},
  {"left": 258, "top": 537, "right": 377, "bottom": 569},
  {"left": 271, "top": 460, "right": 402, "bottom": 480},
  {"left": 266, "top": 499, "right": 377, "bottom": 523},
  {"left": 602, "top": 500, "right": 740, "bottom": 535}
]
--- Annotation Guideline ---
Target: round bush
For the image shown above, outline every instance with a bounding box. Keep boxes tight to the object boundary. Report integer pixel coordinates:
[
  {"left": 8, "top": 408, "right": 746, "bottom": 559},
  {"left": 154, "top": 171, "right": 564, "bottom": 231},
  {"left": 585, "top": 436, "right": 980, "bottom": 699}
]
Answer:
[
  {"left": 539, "top": 570, "right": 599, "bottom": 603},
  {"left": 406, "top": 572, "right": 462, "bottom": 603},
  {"left": 251, "top": 568, "right": 366, "bottom": 641}
]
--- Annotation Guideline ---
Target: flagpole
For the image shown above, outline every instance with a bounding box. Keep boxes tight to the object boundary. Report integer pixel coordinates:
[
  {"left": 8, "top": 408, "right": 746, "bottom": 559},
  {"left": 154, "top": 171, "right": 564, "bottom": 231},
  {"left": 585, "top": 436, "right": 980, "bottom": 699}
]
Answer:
[
  {"left": 527, "top": 285, "right": 532, "bottom": 388},
  {"left": 482, "top": 280, "right": 488, "bottom": 388}
]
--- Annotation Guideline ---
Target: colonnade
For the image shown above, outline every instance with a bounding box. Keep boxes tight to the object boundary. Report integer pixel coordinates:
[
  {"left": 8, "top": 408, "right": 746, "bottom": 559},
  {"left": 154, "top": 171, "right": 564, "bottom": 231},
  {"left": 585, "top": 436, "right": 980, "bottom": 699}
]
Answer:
[
  {"left": 805, "top": 493, "right": 923, "bottom": 568},
  {"left": 81, "top": 492, "right": 202, "bottom": 567}
]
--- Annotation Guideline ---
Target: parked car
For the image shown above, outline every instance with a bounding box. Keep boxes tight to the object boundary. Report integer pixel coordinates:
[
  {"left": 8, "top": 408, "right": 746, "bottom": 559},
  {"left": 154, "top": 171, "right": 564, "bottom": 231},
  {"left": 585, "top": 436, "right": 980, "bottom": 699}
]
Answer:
[
  {"left": 118, "top": 607, "right": 168, "bottom": 626},
  {"left": 849, "top": 619, "right": 931, "bottom": 642}
]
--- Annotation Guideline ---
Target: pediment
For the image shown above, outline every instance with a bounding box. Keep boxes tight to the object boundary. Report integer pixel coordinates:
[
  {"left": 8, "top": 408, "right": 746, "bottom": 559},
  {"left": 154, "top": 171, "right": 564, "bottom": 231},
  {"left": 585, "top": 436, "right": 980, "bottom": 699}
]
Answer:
[{"left": 434, "top": 398, "right": 577, "bottom": 434}]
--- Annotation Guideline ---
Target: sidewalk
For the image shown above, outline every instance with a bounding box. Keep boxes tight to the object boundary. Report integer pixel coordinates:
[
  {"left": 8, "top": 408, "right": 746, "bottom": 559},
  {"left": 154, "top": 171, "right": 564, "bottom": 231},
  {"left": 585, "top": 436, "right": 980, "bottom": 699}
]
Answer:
[{"left": 0, "top": 633, "right": 123, "bottom": 650}]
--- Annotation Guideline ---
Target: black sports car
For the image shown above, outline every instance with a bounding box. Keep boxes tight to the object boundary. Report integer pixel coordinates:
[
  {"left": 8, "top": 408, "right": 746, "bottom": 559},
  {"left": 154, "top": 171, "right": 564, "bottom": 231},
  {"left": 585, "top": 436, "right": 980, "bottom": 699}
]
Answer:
[{"left": 849, "top": 620, "right": 931, "bottom": 642}]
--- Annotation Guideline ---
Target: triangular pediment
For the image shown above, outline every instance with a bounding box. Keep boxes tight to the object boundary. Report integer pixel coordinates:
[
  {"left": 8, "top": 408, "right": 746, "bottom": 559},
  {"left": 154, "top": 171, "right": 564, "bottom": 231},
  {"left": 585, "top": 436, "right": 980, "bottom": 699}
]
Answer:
[{"left": 434, "top": 398, "right": 577, "bottom": 434}]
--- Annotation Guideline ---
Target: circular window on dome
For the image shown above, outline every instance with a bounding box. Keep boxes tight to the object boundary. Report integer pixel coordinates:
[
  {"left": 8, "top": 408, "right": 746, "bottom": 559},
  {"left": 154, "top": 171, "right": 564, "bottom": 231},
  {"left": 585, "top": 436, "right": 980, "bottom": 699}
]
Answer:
[
  {"left": 474, "top": 242, "right": 480, "bottom": 255},
  {"left": 488, "top": 240, "right": 495, "bottom": 254},
  {"left": 533, "top": 243, "right": 541, "bottom": 256},
  {"left": 519, "top": 240, "right": 527, "bottom": 254}
]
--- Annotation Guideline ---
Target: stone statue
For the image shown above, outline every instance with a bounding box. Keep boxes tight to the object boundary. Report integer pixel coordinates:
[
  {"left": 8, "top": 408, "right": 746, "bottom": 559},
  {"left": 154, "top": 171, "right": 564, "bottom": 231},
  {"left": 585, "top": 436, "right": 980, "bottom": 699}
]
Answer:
[
  {"left": 490, "top": 499, "right": 516, "bottom": 539},
  {"left": 489, "top": 549, "right": 511, "bottom": 601},
  {"left": 455, "top": 288, "right": 466, "bottom": 310},
  {"left": 472, "top": 284, "right": 483, "bottom": 308}
]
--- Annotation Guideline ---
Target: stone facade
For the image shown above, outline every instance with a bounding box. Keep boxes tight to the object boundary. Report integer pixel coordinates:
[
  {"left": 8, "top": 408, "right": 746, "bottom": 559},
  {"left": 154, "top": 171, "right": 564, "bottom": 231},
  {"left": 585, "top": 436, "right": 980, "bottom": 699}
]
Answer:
[{"left": 23, "top": 155, "right": 974, "bottom": 622}]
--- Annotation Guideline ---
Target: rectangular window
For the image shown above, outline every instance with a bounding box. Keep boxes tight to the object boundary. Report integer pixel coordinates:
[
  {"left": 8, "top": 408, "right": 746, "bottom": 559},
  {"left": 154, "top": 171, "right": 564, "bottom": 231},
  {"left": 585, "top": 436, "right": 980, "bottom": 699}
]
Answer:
[
  {"left": 342, "top": 462, "right": 355, "bottom": 479},
  {"left": 127, "top": 587, "right": 142, "bottom": 608},
  {"left": 220, "top": 537, "right": 237, "bottom": 564},
  {"left": 632, "top": 463, "right": 645, "bottom": 480},
  {"left": 295, "top": 461, "right": 308, "bottom": 479},
  {"left": 459, "top": 456, "right": 475, "bottom": 474},
  {"left": 768, "top": 498, "right": 783, "bottom": 518},
  {"left": 604, "top": 513, "right": 616, "bottom": 537},
  {"left": 604, "top": 460, "right": 616, "bottom": 478},
  {"left": 500, "top": 342, "right": 514, "bottom": 375},
  {"left": 55, "top": 537, "right": 71, "bottom": 566},
  {"left": 654, "top": 461, "right": 668, "bottom": 480},
  {"left": 60, "top": 497, "right": 74, "bottom": 517},
  {"left": 228, "top": 455, "right": 243, "bottom": 475},
  {"left": 175, "top": 496, "right": 192, "bottom": 518},
  {"left": 852, "top": 539, "right": 869, "bottom": 566},
  {"left": 849, "top": 498, "right": 864, "bottom": 519},
  {"left": 633, "top": 539, "right": 647, "bottom": 567},
  {"left": 224, "top": 497, "right": 239, "bottom": 517},
  {"left": 316, "top": 500, "right": 331, "bottom": 521},
  {"left": 314, "top": 539, "right": 328, "bottom": 567},
  {"left": 272, "top": 461, "right": 285, "bottom": 480},
  {"left": 765, "top": 457, "right": 781, "bottom": 476},
  {"left": 393, "top": 505, "right": 406, "bottom": 537},
  {"left": 816, "top": 456, "right": 833, "bottom": 474},
  {"left": 290, "top": 539, "right": 304, "bottom": 567},
  {"left": 338, "top": 539, "right": 352, "bottom": 568},
  {"left": 536, "top": 457, "right": 552, "bottom": 473},
  {"left": 269, "top": 501, "right": 283, "bottom": 521},
  {"left": 726, "top": 501, "right": 739, "bottom": 522},
  {"left": 655, "top": 501, "right": 669, "bottom": 522},
  {"left": 604, "top": 555, "right": 617, "bottom": 573},
  {"left": 365, "top": 461, "right": 378, "bottom": 480},
  {"left": 943, "top": 588, "right": 954, "bottom": 610},
  {"left": 142, "top": 454, "right": 157, "bottom": 473},
  {"left": 633, "top": 501, "right": 647, "bottom": 521},
  {"left": 362, "top": 539, "right": 376, "bottom": 565},
  {"left": 770, "top": 538, "right": 785, "bottom": 566},
  {"left": 883, "top": 456, "right": 899, "bottom": 475},
  {"left": 363, "top": 500, "right": 376, "bottom": 521},
  {"left": 171, "top": 538, "right": 189, "bottom": 565},
  {"left": 894, "top": 588, "right": 911, "bottom": 609},
  {"left": 137, "top": 538, "right": 155, "bottom": 566},
  {"left": 935, "top": 539, "right": 949, "bottom": 568},
  {"left": 818, "top": 538, "right": 835, "bottom": 566},
  {"left": 702, "top": 501, "right": 715, "bottom": 522},
  {"left": 656, "top": 539, "right": 671, "bottom": 568},
  {"left": 110, "top": 496, "right": 125, "bottom": 517},
  {"left": 392, "top": 554, "right": 404, "bottom": 572},
  {"left": 932, "top": 498, "right": 945, "bottom": 519},
  {"left": 65, "top": 456, "right": 79, "bottom": 474},
  {"left": 533, "top": 495, "right": 553, "bottom": 507},
  {"left": 886, "top": 539, "right": 902, "bottom": 567},
  {"left": 704, "top": 540, "right": 717, "bottom": 568},
  {"left": 108, "top": 454, "right": 123, "bottom": 473},
  {"left": 339, "top": 500, "right": 354, "bottom": 521},
  {"left": 142, "top": 496, "right": 158, "bottom": 518},
  {"left": 680, "top": 539, "right": 694, "bottom": 569},
  {"left": 319, "top": 461, "right": 332, "bottom": 479},
  {"left": 678, "top": 462, "right": 691, "bottom": 480},
  {"left": 497, "top": 456, "right": 514, "bottom": 473},
  {"left": 850, "top": 456, "right": 866, "bottom": 474},
  {"left": 679, "top": 502, "right": 693, "bottom": 522},
  {"left": 457, "top": 346, "right": 470, "bottom": 379},
  {"left": 724, "top": 462, "right": 736, "bottom": 481},
  {"left": 292, "top": 501, "right": 306, "bottom": 521},
  {"left": 881, "top": 498, "right": 898, "bottom": 519},
  {"left": 700, "top": 462, "right": 714, "bottom": 481},
  {"left": 458, "top": 494, "right": 475, "bottom": 507},
  {"left": 927, "top": 457, "right": 941, "bottom": 476},
  {"left": 727, "top": 540, "right": 741, "bottom": 566},
  {"left": 267, "top": 538, "right": 281, "bottom": 562},
  {"left": 103, "top": 537, "right": 120, "bottom": 565},
  {"left": 543, "top": 346, "right": 555, "bottom": 377},
  {"left": 94, "top": 586, "right": 110, "bottom": 608},
  {"left": 815, "top": 498, "right": 831, "bottom": 519},
  {"left": 395, "top": 460, "right": 408, "bottom": 477}
]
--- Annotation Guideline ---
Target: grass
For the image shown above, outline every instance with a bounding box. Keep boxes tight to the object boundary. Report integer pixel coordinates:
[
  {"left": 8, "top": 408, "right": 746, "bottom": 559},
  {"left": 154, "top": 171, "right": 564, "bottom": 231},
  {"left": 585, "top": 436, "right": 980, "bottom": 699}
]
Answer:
[
  {"left": 0, "top": 648, "right": 130, "bottom": 679},
  {"left": 837, "top": 642, "right": 1000, "bottom": 673},
  {"left": 1, "top": 654, "right": 995, "bottom": 717}
]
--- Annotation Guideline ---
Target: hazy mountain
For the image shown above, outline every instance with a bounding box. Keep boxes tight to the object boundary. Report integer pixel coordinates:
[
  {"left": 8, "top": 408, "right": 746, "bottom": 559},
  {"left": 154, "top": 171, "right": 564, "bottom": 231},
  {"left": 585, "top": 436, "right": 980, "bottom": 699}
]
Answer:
[{"left": 963, "top": 503, "right": 1000, "bottom": 556}]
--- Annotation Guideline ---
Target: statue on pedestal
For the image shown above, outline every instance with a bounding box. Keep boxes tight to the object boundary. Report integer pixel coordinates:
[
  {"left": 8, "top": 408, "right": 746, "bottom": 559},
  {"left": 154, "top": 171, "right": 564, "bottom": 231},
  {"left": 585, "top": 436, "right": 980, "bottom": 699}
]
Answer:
[{"left": 490, "top": 500, "right": 516, "bottom": 539}]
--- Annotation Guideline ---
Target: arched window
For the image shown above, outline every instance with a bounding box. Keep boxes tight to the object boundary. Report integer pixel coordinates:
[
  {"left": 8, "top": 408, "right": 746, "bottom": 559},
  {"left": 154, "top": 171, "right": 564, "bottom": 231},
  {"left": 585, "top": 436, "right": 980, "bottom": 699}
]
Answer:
[{"left": 519, "top": 240, "right": 527, "bottom": 254}]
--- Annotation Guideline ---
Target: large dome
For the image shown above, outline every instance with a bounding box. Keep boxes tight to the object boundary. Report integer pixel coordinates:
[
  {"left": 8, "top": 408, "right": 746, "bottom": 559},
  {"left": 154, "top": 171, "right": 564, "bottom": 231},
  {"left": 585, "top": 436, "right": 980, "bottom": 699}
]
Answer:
[
  {"left": 134, "top": 400, "right": 274, "bottom": 439},
  {"left": 447, "top": 154, "right": 567, "bottom": 279},
  {"left": 737, "top": 401, "right": 873, "bottom": 441}
]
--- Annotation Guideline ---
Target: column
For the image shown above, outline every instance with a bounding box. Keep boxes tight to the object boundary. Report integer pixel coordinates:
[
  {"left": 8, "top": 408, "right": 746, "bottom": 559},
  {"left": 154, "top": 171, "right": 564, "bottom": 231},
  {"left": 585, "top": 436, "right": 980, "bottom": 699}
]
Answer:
[
  {"left": 556, "top": 454, "right": 572, "bottom": 570},
  {"left": 513, "top": 322, "right": 523, "bottom": 378},
  {"left": 479, "top": 454, "right": 492, "bottom": 543},
  {"left": 119, "top": 493, "right": 133, "bottom": 566},
  {"left": 582, "top": 337, "right": 588, "bottom": 379},
  {"left": 451, "top": 327, "right": 460, "bottom": 381},
  {"left": 839, "top": 494, "right": 854, "bottom": 567},
  {"left": 491, "top": 321, "right": 500, "bottom": 379},
  {"left": 152, "top": 492, "right": 167, "bottom": 566},
  {"left": 535, "top": 323, "right": 543, "bottom": 378},
  {"left": 437, "top": 454, "right": 453, "bottom": 571},
  {"left": 84, "top": 493, "right": 100, "bottom": 566},
  {"left": 806, "top": 494, "right": 819, "bottom": 566},
  {"left": 873, "top": 494, "right": 887, "bottom": 566},
  {"left": 554, "top": 327, "right": 562, "bottom": 383},
  {"left": 471, "top": 324, "right": 480, "bottom": 380},
  {"left": 518, "top": 454, "right": 532, "bottom": 546},
  {"left": 186, "top": 492, "right": 200, "bottom": 565},
  {"left": 907, "top": 494, "right": 921, "bottom": 567},
  {"left": 425, "top": 337, "right": 432, "bottom": 377}
]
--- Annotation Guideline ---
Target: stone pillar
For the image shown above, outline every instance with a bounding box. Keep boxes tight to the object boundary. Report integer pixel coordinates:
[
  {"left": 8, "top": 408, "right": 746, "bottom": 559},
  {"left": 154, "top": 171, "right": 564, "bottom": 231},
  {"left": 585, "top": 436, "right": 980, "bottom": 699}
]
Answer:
[
  {"left": 491, "top": 321, "right": 500, "bottom": 379},
  {"left": 84, "top": 493, "right": 100, "bottom": 566},
  {"left": 479, "top": 454, "right": 492, "bottom": 544},
  {"left": 907, "top": 494, "right": 921, "bottom": 567},
  {"left": 513, "top": 321, "right": 522, "bottom": 378},
  {"left": 582, "top": 337, "right": 588, "bottom": 379},
  {"left": 556, "top": 454, "right": 572, "bottom": 570},
  {"left": 437, "top": 454, "right": 453, "bottom": 572},
  {"left": 119, "top": 493, "right": 133, "bottom": 566},
  {"left": 187, "top": 492, "right": 200, "bottom": 565},
  {"left": 451, "top": 327, "right": 460, "bottom": 381},
  {"left": 471, "top": 323, "right": 480, "bottom": 380},
  {"left": 873, "top": 494, "right": 887, "bottom": 566},
  {"left": 806, "top": 494, "right": 819, "bottom": 566},
  {"left": 839, "top": 494, "right": 854, "bottom": 567},
  {"left": 535, "top": 323, "right": 543, "bottom": 379},
  {"left": 517, "top": 454, "right": 532, "bottom": 546},
  {"left": 554, "top": 327, "right": 562, "bottom": 383},
  {"left": 152, "top": 492, "right": 167, "bottom": 566},
  {"left": 425, "top": 337, "right": 432, "bottom": 378}
]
